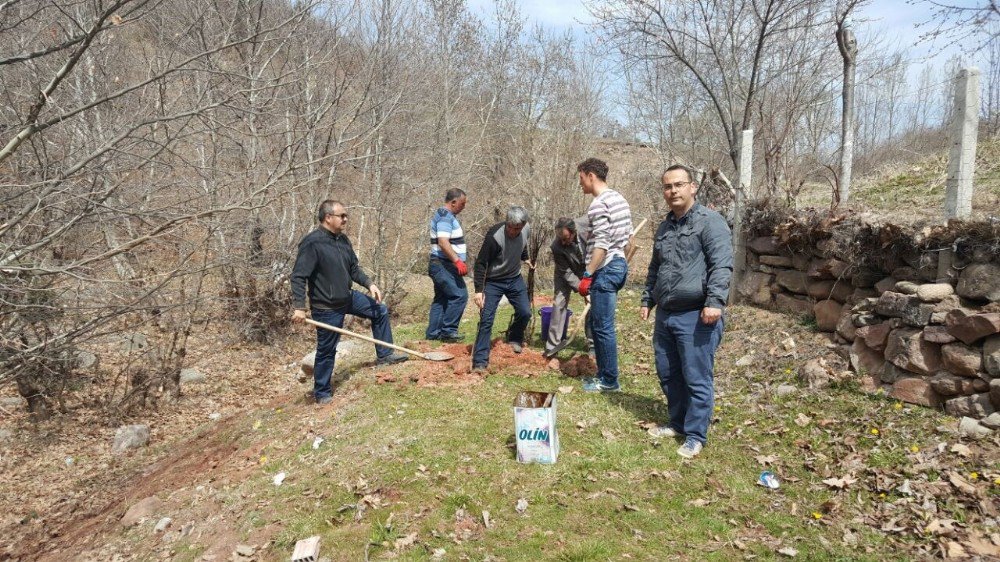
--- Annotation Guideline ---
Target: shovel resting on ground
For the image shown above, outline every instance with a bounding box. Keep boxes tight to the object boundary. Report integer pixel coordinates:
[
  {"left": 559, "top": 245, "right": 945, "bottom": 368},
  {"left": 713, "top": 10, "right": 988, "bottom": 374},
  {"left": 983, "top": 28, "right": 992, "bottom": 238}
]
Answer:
[{"left": 305, "top": 318, "right": 455, "bottom": 361}]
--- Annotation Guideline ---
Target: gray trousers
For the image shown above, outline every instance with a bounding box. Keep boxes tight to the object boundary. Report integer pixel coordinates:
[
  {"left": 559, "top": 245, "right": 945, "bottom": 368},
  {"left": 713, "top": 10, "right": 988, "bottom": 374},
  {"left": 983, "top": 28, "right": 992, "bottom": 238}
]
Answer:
[{"left": 545, "top": 279, "right": 593, "bottom": 353}]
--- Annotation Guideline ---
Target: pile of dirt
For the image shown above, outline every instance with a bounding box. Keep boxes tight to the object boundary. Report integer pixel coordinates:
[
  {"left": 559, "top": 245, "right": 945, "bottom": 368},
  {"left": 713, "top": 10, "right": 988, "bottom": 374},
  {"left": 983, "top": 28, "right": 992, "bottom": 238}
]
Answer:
[{"left": 375, "top": 339, "right": 554, "bottom": 388}]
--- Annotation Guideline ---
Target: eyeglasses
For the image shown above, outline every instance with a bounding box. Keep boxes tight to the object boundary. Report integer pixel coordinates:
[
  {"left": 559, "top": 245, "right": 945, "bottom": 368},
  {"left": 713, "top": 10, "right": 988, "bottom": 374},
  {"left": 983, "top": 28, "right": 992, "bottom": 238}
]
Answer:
[
  {"left": 327, "top": 213, "right": 349, "bottom": 220},
  {"left": 662, "top": 181, "right": 691, "bottom": 191}
]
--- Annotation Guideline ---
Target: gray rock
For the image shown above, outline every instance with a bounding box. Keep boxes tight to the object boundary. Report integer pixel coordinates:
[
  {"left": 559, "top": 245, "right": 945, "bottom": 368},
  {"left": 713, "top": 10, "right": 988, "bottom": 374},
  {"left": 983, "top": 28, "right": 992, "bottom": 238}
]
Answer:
[
  {"left": 775, "top": 293, "right": 814, "bottom": 317},
  {"left": 894, "top": 281, "right": 920, "bottom": 295},
  {"left": 957, "top": 263, "right": 1000, "bottom": 302},
  {"left": 945, "top": 393, "right": 995, "bottom": 418},
  {"left": 922, "top": 325, "right": 957, "bottom": 344},
  {"left": 154, "top": 517, "right": 172, "bottom": 533},
  {"left": 120, "top": 333, "right": 148, "bottom": 354},
  {"left": 983, "top": 335, "right": 1000, "bottom": 377},
  {"left": 775, "top": 384, "right": 797, "bottom": 397},
  {"left": 814, "top": 300, "right": 843, "bottom": 332},
  {"left": 941, "top": 343, "right": 982, "bottom": 377},
  {"left": 849, "top": 339, "right": 883, "bottom": 376},
  {"left": 992, "top": 379, "right": 1000, "bottom": 410},
  {"left": 121, "top": 496, "right": 162, "bottom": 527},
  {"left": 75, "top": 351, "right": 99, "bottom": 370},
  {"left": 235, "top": 545, "right": 255, "bottom": 557},
  {"left": 852, "top": 313, "right": 882, "bottom": 327},
  {"left": 748, "top": 236, "right": 781, "bottom": 255},
  {"left": 890, "top": 377, "right": 942, "bottom": 408},
  {"left": 980, "top": 412, "right": 1000, "bottom": 430},
  {"left": 875, "top": 292, "right": 933, "bottom": 327},
  {"left": 881, "top": 362, "right": 913, "bottom": 384},
  {"left": 0, "top": 429, "right": 13, "bottom": 441},
  {"left": 916, "top": 283, "right": 955, "bottom": 303},
  {"left": 738, "top": 271, "right": 775, "bottom": 306},
  {"left": 300, "top": 351, "right": 316, "bottom": 379},
  {"left": 958, "top": 417, "right": 993, "bottom": 439},
  {"left": 791, "top": 252, "right": 811, "bottom": 271},
  {"left": 885, "top": 328, "right": 943, "bottom": 375},
  {"left": 891, "top": 266, "right": 920, "bottom": 282},
  {"left": 179, "top": 368, "right": 205, "bottom": 384},
  {"left": 735, "top": 354, "right": 756, "bottom": 367},
  {"left": 0, "top": 397, "right": 22, "bottom": 409},
  {"left": 776, "top": 270, "right": 809, "bottom": 295},
  {"left": 759, "top": 255, "right": 793, "bottom": 267},
  {"left": 799, "top": 359, "right": 831, "bottom": 389},
  {"left": 112, "top": 424, "right": 150, "bottom": 454}
]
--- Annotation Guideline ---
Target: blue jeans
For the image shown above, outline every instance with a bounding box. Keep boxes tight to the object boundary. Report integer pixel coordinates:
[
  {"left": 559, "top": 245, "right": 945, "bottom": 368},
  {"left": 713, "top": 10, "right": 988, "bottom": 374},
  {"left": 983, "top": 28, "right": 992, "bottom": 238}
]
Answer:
[
  {"left": 587, "top": 256, "right": 628, "bottom": 387},
  {"left": 472, "top": 276, "right": 530, "bottom": 367},
  {"left": 312, "top": 291, "right": 395, "bottom": 399},
  {"left": 426, "top": 258, "right": 468, "bottom": 339},
  {"left": 652, "top": 308, "right": 724, "bottom": 445}
]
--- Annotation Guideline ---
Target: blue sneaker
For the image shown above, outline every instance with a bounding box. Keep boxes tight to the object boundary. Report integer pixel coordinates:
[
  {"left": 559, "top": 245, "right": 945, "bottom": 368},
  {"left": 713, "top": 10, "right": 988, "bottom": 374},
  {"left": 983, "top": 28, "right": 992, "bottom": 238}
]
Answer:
[
  {"left": 582, "top": 379, "right": 621, "bottom": 393},
  {"left": 677, "top": 437, "right": 703, "bottom": 458}
]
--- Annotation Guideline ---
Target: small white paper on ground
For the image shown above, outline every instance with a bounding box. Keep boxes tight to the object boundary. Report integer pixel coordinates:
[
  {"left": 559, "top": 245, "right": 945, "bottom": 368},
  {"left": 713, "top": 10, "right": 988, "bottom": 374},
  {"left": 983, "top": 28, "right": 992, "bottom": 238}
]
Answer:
[{"left": 273, "top": 472, "right": 286, "bottom": 486}]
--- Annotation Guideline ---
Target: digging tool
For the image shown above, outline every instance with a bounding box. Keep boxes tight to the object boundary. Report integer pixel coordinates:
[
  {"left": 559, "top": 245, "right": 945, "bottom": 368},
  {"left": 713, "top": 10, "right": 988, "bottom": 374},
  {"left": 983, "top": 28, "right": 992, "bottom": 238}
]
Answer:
[
  {"left": 544, "top": 218, "right": 649, "bottom": 358},
  {"left": 305, "top": 318, "right": 455, "bottom": 361}
]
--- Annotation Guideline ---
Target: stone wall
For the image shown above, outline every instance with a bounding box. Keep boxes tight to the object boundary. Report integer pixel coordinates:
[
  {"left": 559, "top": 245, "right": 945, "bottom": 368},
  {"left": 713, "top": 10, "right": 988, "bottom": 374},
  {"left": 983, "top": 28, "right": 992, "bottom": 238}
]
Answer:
[{"left": 739, "top": 232, "right": 1000, "bottom": 433}]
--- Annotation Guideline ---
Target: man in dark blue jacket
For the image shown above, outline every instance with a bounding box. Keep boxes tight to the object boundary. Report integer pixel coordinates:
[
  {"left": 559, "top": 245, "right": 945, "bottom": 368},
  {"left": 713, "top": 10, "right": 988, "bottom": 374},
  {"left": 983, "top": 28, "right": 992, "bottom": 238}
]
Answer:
[
  {"left": 292, "top": 200, "right": 407, "bottom": 405},
  {"left": 640, "top": 165, "right": 733, "bottom": 458}
]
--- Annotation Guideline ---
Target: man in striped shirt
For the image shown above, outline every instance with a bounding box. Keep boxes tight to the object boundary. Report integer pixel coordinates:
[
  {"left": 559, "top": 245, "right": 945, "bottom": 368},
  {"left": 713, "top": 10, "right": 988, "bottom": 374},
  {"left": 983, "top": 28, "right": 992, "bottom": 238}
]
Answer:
[
  {"left": 426, "top": 188, "right": 469, "bottom": 342},
  {"left": 576, "top": 158, "right": 632, "bottom": 392}
]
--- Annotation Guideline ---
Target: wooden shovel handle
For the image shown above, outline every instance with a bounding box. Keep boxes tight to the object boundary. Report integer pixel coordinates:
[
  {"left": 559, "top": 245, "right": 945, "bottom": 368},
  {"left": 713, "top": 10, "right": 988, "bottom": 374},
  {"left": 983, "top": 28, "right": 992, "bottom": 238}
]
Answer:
[{"left": 304, "top": 318, "right": 427, "bottom": 359}]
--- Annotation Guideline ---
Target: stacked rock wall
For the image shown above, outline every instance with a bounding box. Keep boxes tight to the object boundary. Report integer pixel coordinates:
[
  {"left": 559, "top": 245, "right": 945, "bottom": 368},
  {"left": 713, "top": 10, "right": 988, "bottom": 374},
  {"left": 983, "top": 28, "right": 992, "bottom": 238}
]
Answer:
[{"left": 739, "top": 231, "right": 1000, "bottom": 429}]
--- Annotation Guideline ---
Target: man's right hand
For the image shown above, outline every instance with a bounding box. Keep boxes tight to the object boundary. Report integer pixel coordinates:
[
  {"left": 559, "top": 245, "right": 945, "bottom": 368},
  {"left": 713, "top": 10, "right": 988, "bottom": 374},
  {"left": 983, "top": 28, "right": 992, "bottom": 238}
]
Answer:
[
  {"left": 474, "top": 292, "right": 485, "bottom": 309},
  {"left": 292, "top": 309, "right": 307, "bottom": 323},
  {"left": 454, "top": 259, "right": 468, "bottom": 276},
  {"left": 639, "top": 306, "right": 650, "bottom": 321}
]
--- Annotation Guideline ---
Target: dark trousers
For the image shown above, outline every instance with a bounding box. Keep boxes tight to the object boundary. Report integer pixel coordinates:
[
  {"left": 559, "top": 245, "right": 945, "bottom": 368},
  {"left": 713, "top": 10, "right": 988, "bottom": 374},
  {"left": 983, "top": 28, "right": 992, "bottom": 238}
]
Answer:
[
  {"left": 472, "top": 276, "right": 530, "bottom": 367},
  {"left": 426, "top": 258, "right": 468, "bottom": 339},
  {"left": 312, "top": 290, "right": 394, "bottom": 399},
  {"left": 652, "top": 308, "right": 724, "bottom": 444}
]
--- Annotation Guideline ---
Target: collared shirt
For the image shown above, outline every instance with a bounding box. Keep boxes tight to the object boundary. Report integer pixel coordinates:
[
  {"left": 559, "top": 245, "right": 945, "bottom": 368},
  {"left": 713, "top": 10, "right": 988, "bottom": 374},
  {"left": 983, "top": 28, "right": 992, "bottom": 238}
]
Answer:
[{"left": 429, "top": 207, "right": 466, "bottom": 260}]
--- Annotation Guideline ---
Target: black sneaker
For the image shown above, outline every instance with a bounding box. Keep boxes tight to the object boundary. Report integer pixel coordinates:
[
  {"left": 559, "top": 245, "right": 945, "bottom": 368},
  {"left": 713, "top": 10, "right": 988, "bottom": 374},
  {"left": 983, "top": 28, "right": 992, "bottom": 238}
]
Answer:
[
  {"left": 376, "top": 352, "right": 409, "bottom": 366},
  {"left": 440, "top": 334, "right": 462, "bottom": 343}
]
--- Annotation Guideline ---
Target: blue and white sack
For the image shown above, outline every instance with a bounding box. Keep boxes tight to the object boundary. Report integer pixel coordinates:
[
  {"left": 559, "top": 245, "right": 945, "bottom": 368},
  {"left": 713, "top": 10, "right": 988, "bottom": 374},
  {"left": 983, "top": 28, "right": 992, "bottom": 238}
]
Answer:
[{"left": 513, "top": 391, "right": 559, "bottom": 464}]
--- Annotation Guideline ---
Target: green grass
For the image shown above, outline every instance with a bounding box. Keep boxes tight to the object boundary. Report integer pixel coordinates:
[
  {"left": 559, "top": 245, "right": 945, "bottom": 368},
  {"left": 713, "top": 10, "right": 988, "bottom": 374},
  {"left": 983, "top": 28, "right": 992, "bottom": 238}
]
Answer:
[{"left": 144, "top": 295, "right": 997, "bottom": 560}]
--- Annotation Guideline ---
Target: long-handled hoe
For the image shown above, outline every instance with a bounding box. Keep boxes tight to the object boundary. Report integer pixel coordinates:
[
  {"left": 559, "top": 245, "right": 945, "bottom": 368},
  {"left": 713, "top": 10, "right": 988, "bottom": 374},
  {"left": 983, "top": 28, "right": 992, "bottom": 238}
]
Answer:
[{"left": 305, "top": 318, "right": 455, "bottom": 361}]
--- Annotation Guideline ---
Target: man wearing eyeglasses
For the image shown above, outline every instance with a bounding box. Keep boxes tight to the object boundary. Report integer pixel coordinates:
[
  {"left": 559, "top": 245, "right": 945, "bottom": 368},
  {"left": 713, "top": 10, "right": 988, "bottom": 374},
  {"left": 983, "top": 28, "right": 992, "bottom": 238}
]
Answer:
[
  {"left": 641, "top": 165, "right": 733, "bottom": 458},
  {"left": 292, "top": 199, "right": 408, "bottom": 405}
]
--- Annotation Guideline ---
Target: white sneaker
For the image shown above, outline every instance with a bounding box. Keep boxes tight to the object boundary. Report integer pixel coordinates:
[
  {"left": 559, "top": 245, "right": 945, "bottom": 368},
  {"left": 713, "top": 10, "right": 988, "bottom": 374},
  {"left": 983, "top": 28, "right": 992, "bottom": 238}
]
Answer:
[{"left": 647, "top": 425, "right": 680, "bottom": 439}]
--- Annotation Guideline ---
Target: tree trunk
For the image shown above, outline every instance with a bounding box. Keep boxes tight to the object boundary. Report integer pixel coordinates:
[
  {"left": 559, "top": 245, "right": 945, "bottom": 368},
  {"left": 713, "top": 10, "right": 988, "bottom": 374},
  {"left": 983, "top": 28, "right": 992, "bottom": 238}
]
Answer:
[{"left": 836, "top": 24, "right": 858, "bottom": 206}]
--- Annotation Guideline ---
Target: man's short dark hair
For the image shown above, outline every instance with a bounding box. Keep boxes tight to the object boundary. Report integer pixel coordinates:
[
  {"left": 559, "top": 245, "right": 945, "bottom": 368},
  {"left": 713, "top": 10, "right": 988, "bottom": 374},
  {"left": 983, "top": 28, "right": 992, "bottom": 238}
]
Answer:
[
  {"left": 663, "top": 164, "right": 696, "bottom": 184},
  {"left": 317, "top": 199, "right": 342, "bottom": 222},
  {"left": 577, "top": 158, "right": 609, "bottom": 182},
  {"left": 554, "top": 217, "right": 576, "bottom": 233},
  {"left": 445, "top": 188, "right": 466, "bottom": 202}
]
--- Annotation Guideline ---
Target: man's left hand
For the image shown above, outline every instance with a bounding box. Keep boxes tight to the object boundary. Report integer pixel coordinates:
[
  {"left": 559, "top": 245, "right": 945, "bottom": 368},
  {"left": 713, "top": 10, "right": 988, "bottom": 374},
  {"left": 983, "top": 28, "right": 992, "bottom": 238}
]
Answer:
[
  {"left": 578, "top": 277, "right": 592, "bottom": 296},
  {"left": 700, "top": 306, "right": 722, "bottom": 325},
  {"left": 369, "top": 284, "right": 383, "bottom": 303}
]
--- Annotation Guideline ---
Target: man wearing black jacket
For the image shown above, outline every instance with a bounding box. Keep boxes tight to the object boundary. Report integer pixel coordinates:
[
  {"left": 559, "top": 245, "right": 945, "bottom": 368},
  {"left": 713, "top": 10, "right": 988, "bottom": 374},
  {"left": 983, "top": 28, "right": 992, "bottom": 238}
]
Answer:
[
  {"left": 471, "top": 206, "right": 533, "bottom": 371},
  {"left": 544, "top": 217, "right": 592, "bottom": 357},
  {"left": 292, "top": 200, "right": 407, "bottom": 405}
]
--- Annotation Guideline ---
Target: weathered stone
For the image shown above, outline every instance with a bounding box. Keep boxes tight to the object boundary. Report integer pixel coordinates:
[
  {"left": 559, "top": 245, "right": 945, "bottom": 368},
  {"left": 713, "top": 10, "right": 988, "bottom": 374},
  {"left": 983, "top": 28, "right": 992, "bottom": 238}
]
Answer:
[
  {"left": 852, "top": 297, "right": 878, "bottom": 313},
  {"left": 852, "top": 313, "right": 881, "bottom": 327},
  {"left": 890, "top": 377, "right": 942, "bottom": 408},
  {"left": 956, "top": 263, "right": 1000, "bottom": 302},
  {"left": 121, "top": 496, "right": 162, "bottom": 527},
  {"left": 984, "top": 335, "right": 1000, "bottom": 377},
  {"left": 776, "top": 270, "right": 809, "bottom": 295},
  {"left": 875, "top": 292, "right": 934, "bottom": 327},
  {"left": 120, "top": 332, "right": 149, "bottom": 354},
  {"left": 179, "top": 368, "right": 205, "bottom": 384},
  {"left": 894, "top": 281, "right": 920, "bottom": 295},
  {"left": 944, "top": 393, "right": 995, "bottom": 418},
  {"left": 850, "top": 288, "right": 878, "bottom": 304},
  {"left": 991, "top": 379, "right": 1000, "bottom": 410},
  {"left": 807, "top": 280, "right": 854, "bottom": 303},
  {"left": 154, "top": 517, "right": 172, "bottom": 533},
  {"left": 922, "top": 325, "right": 957, "bottom": 344},
  {"left": 852, "top": 269, "right": 884, "bottom": 288},
  {"left": 941, "top": 343, "right": 982, "bottom": 377},
  {"left": 885, "top": 328, "right": 943, "bottom": 375},
  {"left": 881, "top": 362, "right": 914, "bottom": 384},
  {"left": 836, "top": 310, "right": 857, "bottom": 342},
  {"left": 775, "top": 384, "right": 797, "bottom": 397},
  {"left": 980, "top": 412, "right": 1000, "bottom": 430},
  {"left": 931, "top": 372, "right": 982, "bottom": 396},
  {"left": 958, "top": 417, "right": 993, "bottom": 439},
  {"left": 932, "top": 294, "right": 962, "bottom": 313},
  {"left": 808, "top": 258, "right": 850, "bottom": 280},
  {"left": 112, "top": 424, "right": 150, "bottom": 454},
  {"left": 300, "top": 351, "right": 316, "bottom": 378},
  {"left": 850, "top": 339, "right": 884, "bottom": 376},
  {"left": 748, "top": 236, "right": 781, "bottom": 255},
  {"left": 891, "top": 266, "right": 920, "bottom": 282},
  {"left": 856, "top": 322, "right": 892, "bottom": 351},
  {"left": 813, "top": 300, "right": 843, "bottom": 332},
  {"left": 946, "top": 313, "right": 1000, "bottom": 345},
  {"left": 737, "top": 271, "right": 775, "bottom": 306},
  {"left": 75, "top": 351, "right": 99, "bottom": 370},
  {"left": 0, "top": 429, "right": 12, "bottom": 441},
  {"left": 791, "top": 252, "right": 811, "bottom": 271},
  {"left": 759, "top": 255, "right": 793, "bottom": 267},
  {"left": 235, "top": 545, "right": 256, "bottom": 557},
  {"left": 916, "top": 283, "right": 955, "bottom": 303},
  {"left": 775, "top": 293, "right": 814, "bottom": 317},
  {"left": 0, "top": 397, "right": 22, "bottom": 409},
  {"left": 799, "top": 358, "right": 831, "bottom": 389},
  {"left": 874, "top": 276, "right": 897, "bottom": 295},
  {"left": 759, "top": 264, "right": 777, "bottom": 274}
]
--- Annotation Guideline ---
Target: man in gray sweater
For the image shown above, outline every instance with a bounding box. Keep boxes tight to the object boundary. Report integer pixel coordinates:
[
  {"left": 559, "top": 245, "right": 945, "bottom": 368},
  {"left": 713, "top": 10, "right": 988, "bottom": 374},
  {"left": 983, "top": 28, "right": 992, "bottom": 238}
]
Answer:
[{"left": 471, "top": 206, "right": 533, "bottom": 370}]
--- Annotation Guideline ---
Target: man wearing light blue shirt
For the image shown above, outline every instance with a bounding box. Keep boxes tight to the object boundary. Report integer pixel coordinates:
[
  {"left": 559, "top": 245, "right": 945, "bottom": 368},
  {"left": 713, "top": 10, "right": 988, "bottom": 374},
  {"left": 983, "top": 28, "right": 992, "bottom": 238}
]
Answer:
[{"left": 426, "top": 188, "right": 469, "bottom": 342}]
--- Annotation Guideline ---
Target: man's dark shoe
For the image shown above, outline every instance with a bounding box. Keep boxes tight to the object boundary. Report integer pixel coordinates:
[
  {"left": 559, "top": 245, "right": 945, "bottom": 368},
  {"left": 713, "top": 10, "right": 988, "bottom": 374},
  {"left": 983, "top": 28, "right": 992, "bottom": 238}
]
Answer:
[
  {"left": 316, "top": 396, "right": 333, "bottom": 405},
  {"left": 472, "top": 364, "right": 488, "bottom": 373},
  {"left": 377, "top": 352, "right": 409, "bottom": 366},
  {"left": 510, "top": 342, "right": 523, "bottom": 354},
  {"left": 440, "top": 334, "right": 462, "bottom": 343}
]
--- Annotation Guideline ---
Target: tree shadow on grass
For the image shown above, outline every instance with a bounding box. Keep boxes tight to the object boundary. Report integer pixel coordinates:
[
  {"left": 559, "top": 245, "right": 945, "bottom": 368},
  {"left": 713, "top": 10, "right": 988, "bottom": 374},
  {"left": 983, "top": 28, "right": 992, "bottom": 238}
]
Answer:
[{"left": 606, "top": 391, "right": 669, "bottom": 423}]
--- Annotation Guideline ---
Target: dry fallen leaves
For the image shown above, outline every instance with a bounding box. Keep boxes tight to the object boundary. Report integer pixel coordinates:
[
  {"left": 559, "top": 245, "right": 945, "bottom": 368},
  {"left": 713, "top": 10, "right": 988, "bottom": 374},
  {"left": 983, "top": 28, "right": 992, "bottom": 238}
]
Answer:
[{"left": 821, "top": 476, "right": 857, "bottom": 490}]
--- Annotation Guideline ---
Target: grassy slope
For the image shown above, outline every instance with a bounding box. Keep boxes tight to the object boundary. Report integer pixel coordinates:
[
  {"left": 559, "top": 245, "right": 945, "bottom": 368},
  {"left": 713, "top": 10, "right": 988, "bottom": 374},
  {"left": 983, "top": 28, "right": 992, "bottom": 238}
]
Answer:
[{"left": 97, "top": 289, "right": 998, "bottom": 561}]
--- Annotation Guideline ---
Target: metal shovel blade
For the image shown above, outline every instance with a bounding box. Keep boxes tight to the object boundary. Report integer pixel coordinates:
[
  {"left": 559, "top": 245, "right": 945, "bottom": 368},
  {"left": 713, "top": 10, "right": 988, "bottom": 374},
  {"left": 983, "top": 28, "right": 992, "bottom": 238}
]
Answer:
[{"left": 422, "top": 350, "right": 455, "bottom": 361}]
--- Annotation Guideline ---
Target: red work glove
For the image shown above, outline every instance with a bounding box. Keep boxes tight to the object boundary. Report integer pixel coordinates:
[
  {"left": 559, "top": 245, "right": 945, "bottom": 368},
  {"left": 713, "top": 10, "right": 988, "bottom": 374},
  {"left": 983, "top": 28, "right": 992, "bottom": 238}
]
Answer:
[
  {"left": 578, "top": 277, "right": 592, "bottom": 296},
  {"left": 454, "top": 259, "right": 468, "bottom": 276}
]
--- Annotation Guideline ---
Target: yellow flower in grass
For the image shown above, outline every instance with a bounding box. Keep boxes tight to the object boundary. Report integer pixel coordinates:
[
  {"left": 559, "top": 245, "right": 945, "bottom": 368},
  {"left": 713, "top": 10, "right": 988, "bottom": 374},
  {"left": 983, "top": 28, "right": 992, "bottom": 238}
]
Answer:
[
  {"left": 259, "top": 455, "right": 268, "bottom": 464},
  {"left": 812, "top": 512, "right": 822, "bottom": 520},
  {"left": 870, "top": 428, "right": 879, "bottom": 435},
  {"left": 893, "top": 402, "right": 903, "bottom": 410},
  {"left": 910, "top": 445, "right": 919, "bottom": 453},
  {"left": 993, "top": 478, "right": 1000, "bottom": 486},
  {"left": 879, "top": 493, "right": 886, "bottom": 499},
  {"left": 970, "top": 472, "right": 979, "bottom": 480}
]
